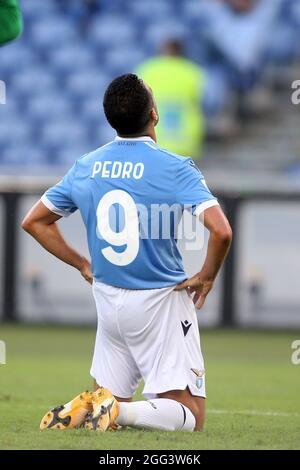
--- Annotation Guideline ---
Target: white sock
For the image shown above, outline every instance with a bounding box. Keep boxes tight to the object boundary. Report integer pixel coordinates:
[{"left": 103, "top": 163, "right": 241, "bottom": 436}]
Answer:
[{"left": 116, "top": 398, "right": 195, "bottom": 432}]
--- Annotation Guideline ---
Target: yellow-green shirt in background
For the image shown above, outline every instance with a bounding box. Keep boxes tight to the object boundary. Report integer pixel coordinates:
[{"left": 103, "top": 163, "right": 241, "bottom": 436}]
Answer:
[{"left": 137, "top": 57, "right": 205, "bottom": 160}]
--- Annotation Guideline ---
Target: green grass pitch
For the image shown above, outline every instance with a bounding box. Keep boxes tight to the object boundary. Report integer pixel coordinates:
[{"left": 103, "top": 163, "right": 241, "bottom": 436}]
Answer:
[{"left": 1, "top": 325, "right": 300, "bottom": 450}]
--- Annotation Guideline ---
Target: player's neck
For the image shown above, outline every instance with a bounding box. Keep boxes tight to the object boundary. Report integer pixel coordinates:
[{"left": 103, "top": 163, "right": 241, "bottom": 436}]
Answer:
[{"left": 118, "top": 126, "right": 157, "bottom": 143}]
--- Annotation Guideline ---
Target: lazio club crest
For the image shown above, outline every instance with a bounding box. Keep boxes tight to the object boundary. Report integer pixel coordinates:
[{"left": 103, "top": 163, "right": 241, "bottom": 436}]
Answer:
[{"left": 191, "top": 368, "right": 205, "bottom": 389}]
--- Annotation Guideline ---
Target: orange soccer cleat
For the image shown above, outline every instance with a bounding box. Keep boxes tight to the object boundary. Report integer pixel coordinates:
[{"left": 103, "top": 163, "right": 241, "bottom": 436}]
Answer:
[
  {"left": 84, "top": 387, "right": 119, "bottom": 432},
  {"left": 40, "top": 391, "right": 93, "bottom": 430}
]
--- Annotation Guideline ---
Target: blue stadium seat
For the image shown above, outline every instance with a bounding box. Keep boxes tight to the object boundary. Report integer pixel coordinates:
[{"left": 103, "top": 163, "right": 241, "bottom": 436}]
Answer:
[
  {"left": 0, "top": 97, "right": 19, "bottom": 120},
  {"left": 183, "top": 0, "right": 215, "bottom": 22},
  {"left": 202, "top": 65, "right": 231, "bottom": 116},
  {"left": 129, "top": 1, "right": 174, "bottom": 22},
  {"left": 67, "top": 71, "right": 109, "bottom": 100},
  {"left": 144, "top": 21, "right": 188, "bottom": 48},
  {"left": 26, "top": 94, "right": 73, "bottom": 123},
  {"left": 40, "top": 120, "right": 89, "bottom": 148},
  {"left": 267, "top": 22, "right": 300, "bottom": 64},
  {"left": 0, "top": 44, "right": 36, "bottom": 74},
  {"left": 80, "top": 97, "right": 104, "bottom": 124},
  {"left": 30, "top": 18, "right": 78, "bottom": 51},
  {"left": 11, "top": 67, "right": 58, "bottom": 97},
  {"left": 0, "top": 119, "right": 32, "bottom": 147},
  {"left": 97, "top": 0, "right": 129, "bottom": 15},
  {"left": 0, "top": 144, "right": 48, "bottom": 166},
  {"left": 288, "top": 0, "right": 300, "bottom": 27},
  {"left": 88, "top": 15, "right": 136, "bottom": 46},
  {"left": 49, "top": 44, "right": 96, "bottom": 74},
  {"left": 55, "top": 144, "right": 93, "bottom": 166},
  {"left": 105, "top": 47, "right": 146, "bottom": 75},
  {"left": 21, "top": 0, "right": 59, "bottom": 18}
]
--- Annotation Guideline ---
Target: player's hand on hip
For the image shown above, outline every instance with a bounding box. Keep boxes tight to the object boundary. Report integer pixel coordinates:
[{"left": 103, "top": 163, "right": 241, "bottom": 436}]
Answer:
[
  {"left": 175, "top": 274, "right": 214, "bottom": 309},
  {"left": 79, "top": 258, "right": 93, "bottom": 285}
]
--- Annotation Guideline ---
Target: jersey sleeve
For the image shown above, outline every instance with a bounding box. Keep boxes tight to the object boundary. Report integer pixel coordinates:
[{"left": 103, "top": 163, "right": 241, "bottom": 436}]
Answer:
[
  {"left": 176, "top": 158, "right": 219, "bottom": 216},
  {"left": 41, "top": 162, "right": 78, "bottom": 217}
]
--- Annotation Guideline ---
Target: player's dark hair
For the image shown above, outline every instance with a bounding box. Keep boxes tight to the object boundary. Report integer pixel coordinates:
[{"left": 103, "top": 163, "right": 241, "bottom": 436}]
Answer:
[{"left": 103, "top": 74, "right": 153, "bottom": 136}]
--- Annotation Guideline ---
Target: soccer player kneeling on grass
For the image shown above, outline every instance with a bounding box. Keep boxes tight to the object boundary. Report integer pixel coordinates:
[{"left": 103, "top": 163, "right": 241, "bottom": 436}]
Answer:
[{"left": 22, "top": 74, "right": 232, "bottom": 432}]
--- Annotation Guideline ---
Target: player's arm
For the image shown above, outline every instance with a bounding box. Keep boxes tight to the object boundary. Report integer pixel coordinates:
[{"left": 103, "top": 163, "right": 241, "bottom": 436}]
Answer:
[
  {"left": 176, "top": 204, "right": 232, "bottom": 308},
  {"left": 21, "top": 200, "right": 93, "bottom": 284},
  {"left": 0, "top": 0, "right": 23, "bottom": 45}
]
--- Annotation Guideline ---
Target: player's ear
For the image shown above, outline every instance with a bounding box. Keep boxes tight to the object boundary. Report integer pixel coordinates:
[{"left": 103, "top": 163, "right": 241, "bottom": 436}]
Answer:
[{"left": 150, "top": 108, "right": 159, "bottom": 126}]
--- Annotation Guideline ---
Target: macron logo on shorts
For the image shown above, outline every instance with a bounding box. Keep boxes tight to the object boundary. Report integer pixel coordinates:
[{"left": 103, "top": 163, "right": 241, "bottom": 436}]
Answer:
[{"left": 181, "top": 320, "right": 192, "bottom": 337}]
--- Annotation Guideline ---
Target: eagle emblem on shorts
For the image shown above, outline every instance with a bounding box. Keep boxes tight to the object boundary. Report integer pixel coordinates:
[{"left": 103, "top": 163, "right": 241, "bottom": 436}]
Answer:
[{"left": 191, "top": 368, "right": 205, "bottom": 389}]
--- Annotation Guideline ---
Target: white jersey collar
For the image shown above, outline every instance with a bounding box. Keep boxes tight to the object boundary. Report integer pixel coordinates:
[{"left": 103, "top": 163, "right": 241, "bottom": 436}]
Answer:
[{"left": 115, "top": 135, "right": 155, "bottom": 143}]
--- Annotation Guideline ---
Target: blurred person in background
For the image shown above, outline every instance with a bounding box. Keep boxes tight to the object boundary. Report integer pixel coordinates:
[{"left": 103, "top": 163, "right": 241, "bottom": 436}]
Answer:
[
  {"left": 137, "top": 39, "right": 206, "bottom": 161},
  {"left": 0, "top": 0, "right": 22, "bottom": 45},
  {"left": 226, "top": 0, "right": 257, "bottom": 13},
  {"left": 201, "top": 0, "right": 285, "bottom": 120}
]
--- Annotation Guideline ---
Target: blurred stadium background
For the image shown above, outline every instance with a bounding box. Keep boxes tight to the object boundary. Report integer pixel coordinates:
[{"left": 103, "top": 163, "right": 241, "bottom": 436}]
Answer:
[{"left": 0, "top": 0, "right": 300, "bottom": 330}]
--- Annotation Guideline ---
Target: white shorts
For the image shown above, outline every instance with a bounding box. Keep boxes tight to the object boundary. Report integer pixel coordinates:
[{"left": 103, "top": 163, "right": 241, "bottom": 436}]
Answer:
[{"left": 90, "top": 281, "right": 206, "bottom": 399}]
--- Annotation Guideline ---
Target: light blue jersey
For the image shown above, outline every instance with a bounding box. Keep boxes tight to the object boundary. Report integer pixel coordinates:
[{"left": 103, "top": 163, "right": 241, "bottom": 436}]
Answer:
[{"left": 42, "top": 136, "right": 218, "bottom": 289}]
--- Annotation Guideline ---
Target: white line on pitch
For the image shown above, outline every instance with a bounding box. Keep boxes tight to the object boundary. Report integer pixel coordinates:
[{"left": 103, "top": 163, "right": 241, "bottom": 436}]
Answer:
[
  {"left": 207, "top": 409, "right": 300, "bottom": 418},
  {"left": 2, "top": 403, "right": 299, "bottom": 418}
]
